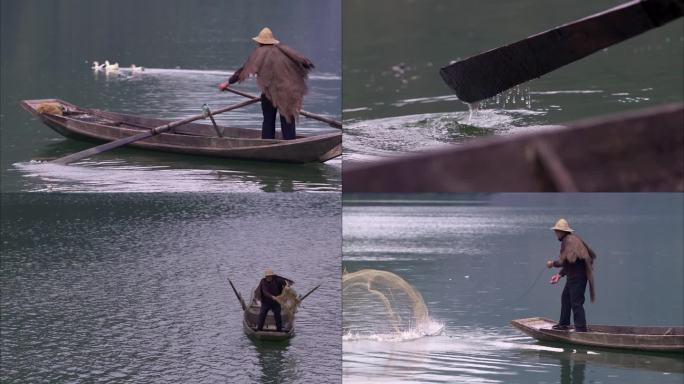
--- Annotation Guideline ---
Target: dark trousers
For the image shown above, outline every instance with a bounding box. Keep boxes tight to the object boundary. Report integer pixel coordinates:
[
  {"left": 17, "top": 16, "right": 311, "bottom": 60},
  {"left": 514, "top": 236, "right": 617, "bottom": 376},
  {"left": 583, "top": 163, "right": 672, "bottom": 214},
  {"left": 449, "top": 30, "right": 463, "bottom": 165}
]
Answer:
[
  {"left": 559, "top": 276, "right": 587, "bottom": 330},
  {"left": 261, "top": 94, "right": 296, "bottom": 140},
  {"left": 257, "top": 300, "right": 283, "bottom": 332}
]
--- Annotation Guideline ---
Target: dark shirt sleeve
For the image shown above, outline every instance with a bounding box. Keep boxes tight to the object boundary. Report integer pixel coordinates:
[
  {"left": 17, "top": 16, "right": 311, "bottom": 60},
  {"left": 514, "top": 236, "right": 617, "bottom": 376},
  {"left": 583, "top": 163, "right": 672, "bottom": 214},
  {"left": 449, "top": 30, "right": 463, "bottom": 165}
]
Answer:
[{"left": 228, "top": 67, "right": 243, "bottom": 84}]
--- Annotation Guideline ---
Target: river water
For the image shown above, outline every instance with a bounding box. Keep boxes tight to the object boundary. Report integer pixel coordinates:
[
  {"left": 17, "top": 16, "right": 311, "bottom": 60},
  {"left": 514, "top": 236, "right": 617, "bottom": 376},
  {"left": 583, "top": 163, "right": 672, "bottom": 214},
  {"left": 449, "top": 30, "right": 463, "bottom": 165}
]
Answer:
[
  {"left": 1, "top": 193, "right": 341, "bottom": 383},
  {"left": 343, "top": 0, "right": 684, "bottom": 162},
  {"left": 0, "top": 0, "right": 341, "bottom": 192},
  {"left": 342, "top": 194, "right": 684, "bottom": 383}
]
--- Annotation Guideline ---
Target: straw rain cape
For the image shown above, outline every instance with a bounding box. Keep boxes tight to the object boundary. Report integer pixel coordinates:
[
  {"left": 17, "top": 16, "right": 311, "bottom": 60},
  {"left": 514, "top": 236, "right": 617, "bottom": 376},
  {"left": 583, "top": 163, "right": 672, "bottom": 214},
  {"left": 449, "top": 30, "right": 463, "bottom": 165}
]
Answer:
[
  {"left": 560, "top": 233, "right": 597, "bottom": 302},
  {"left": 236, "top": 44, "right": 314, "bottom": 123}
]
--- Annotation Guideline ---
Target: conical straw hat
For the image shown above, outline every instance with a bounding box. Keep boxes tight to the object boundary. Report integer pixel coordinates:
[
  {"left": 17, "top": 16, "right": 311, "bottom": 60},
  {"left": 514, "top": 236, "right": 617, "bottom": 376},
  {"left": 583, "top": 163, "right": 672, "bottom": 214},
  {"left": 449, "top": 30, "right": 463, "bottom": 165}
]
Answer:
[
  {"left": 264, "top": 268, "right": 275, "bottom": 277},
  {"left": 551, "top": 218, "right": 574, "bottom": 233},
  {"left": 253, "top": 27, "right": 279, "bottom": 45}
]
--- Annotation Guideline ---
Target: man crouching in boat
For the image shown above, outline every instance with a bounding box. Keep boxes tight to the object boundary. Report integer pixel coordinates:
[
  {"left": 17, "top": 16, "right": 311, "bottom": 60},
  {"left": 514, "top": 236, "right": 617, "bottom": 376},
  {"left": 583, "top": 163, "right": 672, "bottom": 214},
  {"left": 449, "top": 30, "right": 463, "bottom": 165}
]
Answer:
[
  {"left": 219, "top": 27, "right": 315, "bottom": 140},
  {"left": 546, "top": 219, "right": 597, "bottom": 332},
  {"left": 255, "top": 268, "right": 293, "bottom": 332}
]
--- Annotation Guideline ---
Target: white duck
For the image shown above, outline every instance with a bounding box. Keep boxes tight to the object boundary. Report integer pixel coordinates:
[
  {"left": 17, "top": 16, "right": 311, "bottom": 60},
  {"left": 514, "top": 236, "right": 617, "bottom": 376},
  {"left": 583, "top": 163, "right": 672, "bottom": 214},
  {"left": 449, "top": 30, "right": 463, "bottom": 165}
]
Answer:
[
  {"left": 130, "top": 64, "right": 145, "bottom": 72},
  {"left": 104, "top": 60, "right": 119, "bottom": 71},
  {"left": 91, "top": 61, "right": 104, "bottom": 70}
]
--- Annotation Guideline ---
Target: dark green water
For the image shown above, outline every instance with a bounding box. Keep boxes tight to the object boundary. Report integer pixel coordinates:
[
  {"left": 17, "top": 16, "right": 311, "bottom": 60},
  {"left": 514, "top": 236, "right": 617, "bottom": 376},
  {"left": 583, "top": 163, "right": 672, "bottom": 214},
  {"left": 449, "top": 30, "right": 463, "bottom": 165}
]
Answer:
[
  {"left": 343, "top": 0, "right": 684, "bottom": 161},
  {"left": 1, "top": 193, "right": 341, "bottom": 383},
  {"left": 342, "top": 194, "right": 684, "bottom": 383},
  {"left": 1, "top": 0, "right": 341, "bottom": 192}
]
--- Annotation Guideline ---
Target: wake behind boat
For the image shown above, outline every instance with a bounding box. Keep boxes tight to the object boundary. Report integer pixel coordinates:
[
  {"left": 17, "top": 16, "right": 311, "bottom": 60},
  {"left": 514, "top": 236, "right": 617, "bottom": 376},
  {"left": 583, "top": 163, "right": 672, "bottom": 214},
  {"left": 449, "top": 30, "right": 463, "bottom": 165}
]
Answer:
[
  {"left": 511, "top": 317, "right": 684, "bottom": 353},
  {"left": 21, "top": 99, "right": 341, "bottom": 163}
]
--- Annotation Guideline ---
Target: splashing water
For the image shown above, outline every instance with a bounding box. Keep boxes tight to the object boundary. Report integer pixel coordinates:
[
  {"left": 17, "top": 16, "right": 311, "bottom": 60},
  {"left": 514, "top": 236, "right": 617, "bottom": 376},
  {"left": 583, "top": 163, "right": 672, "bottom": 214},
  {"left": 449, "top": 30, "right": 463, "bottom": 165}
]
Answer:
[{"left": 343, "top": 269, "right": 443, "bottom": 341}]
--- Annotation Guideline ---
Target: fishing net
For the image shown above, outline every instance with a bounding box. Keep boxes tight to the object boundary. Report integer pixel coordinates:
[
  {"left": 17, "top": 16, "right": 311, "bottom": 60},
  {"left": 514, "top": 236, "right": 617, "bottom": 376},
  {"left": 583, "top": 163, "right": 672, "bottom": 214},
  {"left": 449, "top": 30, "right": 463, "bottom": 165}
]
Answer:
[
  {"left": 343, "top": 269, "right": 438, "bottom": 337},
  {"left": 36, "top": 102, "right": 63, "bottom": 115},
  {"left": 275, "top": 285, "right": 301, "bottom": 316}
]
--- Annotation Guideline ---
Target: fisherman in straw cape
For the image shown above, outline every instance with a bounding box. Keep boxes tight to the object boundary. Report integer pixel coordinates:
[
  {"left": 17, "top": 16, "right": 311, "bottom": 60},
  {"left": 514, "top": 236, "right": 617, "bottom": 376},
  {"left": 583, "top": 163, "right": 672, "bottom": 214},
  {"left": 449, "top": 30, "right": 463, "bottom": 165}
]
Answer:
[
  {"left": 219, "top": 27, "right": 314, "bottom": 140},
  {"left": 546, "top": 218, "right": 597, "bottom": 332}
]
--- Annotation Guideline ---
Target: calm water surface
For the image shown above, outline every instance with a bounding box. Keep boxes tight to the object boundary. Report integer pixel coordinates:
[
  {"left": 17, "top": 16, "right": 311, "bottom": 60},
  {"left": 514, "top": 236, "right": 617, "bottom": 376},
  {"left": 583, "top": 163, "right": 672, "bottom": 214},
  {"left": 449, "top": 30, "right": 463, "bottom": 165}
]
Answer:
[
  {"left": 1, "top": 0, "right": 341, "bottom": 192},
  {"left": 343, "top": 0, "right": 684, "bottom": 162},
  {"left": 1, "top": 193, "right": 341, "bottom": 383},
  {"left": 343, "top": 194, "right": 684, "bottom": 383}
]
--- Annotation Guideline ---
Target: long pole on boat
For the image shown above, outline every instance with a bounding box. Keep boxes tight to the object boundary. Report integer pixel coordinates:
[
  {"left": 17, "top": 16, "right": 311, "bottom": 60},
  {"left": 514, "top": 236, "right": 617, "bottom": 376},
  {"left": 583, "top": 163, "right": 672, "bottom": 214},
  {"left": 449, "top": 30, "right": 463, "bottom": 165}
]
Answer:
[
  {"left": 223, "top": 87, "right": 343, "bottom": 129},
  {"left": 228, "top": 278, "right": 247, "bottom": 311},
  {"left": 440, "top": 0, "right": 684, "bottom": 103},
  {"left": 51, "top": 97, "right": 261, "bottom": 165}
]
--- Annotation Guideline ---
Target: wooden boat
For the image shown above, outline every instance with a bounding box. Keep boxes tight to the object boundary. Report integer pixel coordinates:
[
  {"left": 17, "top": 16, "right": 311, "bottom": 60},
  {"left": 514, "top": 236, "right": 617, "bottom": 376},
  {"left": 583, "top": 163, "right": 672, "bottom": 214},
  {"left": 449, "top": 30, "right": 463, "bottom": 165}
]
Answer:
[
  {"left": 227, "top": 278, "right": 320, "bottom": 342},
  {"left": 344, "top": 103, "right": 684, "bottom": 192},
  {"left": 511, "top": 317, "right": 684, "bottom": 353},
  {"left": 21, "top": 99, "right": 341, "bottom": 163},
  {"left": 243, "top": 290, "right": 295, "bottom": 342}
]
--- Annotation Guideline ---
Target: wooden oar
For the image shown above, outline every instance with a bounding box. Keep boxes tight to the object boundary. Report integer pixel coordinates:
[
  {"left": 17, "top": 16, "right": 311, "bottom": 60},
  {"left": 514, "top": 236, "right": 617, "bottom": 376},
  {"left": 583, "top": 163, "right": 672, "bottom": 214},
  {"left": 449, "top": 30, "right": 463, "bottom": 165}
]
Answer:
[
  {"left": 298, "top": 284, "right": 321, "bottom": 302},
  {"left": 52, "top": 98, "right": 260, "bottom": 165},
  {"left": 228, "top": 278, "right": 247, "bottom": 311},
  {"left": 440, "top": 0, "right": 684, "bottom": 103},
  {"left": 223, "top": 87, "right": 342, "bottom": 129}
]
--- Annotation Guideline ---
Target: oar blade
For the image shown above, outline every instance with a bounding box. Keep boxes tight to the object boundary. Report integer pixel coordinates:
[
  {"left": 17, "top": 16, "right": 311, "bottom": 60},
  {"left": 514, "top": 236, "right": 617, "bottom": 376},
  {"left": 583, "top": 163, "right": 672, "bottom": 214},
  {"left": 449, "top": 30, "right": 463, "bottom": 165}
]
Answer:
[
  {"left": 299, "top": 284, "right": 321, "bottom": 302},
  {"left": 228, "top": 278, "right": 247, "bottom": 311},
  {"left": 440, "top": 0, "right": 684, "bottom": 103}
]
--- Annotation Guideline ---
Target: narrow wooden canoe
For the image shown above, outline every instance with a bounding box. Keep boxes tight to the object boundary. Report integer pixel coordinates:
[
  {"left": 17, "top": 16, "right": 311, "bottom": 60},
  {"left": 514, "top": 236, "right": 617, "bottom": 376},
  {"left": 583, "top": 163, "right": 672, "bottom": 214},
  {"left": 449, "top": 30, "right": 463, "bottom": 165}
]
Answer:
[
  {"left": 243, "top": 293, "right": 295, "bottom": 342},
  {"left": 511, "top": 317, "right": 684, "bottom": 352},
  {"left": 21, "top": 99, "right": 341, "bottom": 163}
]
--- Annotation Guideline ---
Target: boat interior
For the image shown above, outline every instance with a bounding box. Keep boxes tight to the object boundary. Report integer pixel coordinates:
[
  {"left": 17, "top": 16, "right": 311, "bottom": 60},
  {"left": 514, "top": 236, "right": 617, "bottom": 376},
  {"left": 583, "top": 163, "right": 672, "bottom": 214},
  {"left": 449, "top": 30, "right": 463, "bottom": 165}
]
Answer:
[{"left": 22, "top": 98, "right": 297, "bottom": 140}]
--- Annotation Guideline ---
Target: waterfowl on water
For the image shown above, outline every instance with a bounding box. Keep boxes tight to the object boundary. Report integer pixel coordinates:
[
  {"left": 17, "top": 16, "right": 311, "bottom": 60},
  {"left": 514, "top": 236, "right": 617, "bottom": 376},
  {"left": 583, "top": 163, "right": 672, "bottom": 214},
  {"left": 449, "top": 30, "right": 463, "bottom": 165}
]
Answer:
[
  {"left": 104, "top": 60, "right": 119, "bottom": 71},
  {"left": 130, "top": 64, "right": 145, "bottom": 72},
  {"left": 91, "top": 61, "right": 104, "bottom": 70}
]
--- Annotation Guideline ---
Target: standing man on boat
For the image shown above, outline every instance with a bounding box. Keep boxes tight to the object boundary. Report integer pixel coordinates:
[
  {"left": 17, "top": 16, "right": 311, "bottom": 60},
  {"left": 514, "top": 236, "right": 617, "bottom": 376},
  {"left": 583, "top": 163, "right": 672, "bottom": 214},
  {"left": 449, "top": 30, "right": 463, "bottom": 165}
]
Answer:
[
  {"left": 255, "top": 268, "right": 291, "bottom": 332},
  {"left": 546, "top": 219, "right": 597, "bottom": 332},
  {"left": 219, "top": 27, "right": 315, "bottom": 140}
]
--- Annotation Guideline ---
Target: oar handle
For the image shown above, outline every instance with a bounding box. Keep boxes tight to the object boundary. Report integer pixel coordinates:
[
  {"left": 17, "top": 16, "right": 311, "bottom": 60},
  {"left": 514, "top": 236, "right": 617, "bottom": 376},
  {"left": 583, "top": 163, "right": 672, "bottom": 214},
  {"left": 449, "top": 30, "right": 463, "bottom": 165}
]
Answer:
[{"left": 224, "top": 87, "right": 342, "bottom": 129}]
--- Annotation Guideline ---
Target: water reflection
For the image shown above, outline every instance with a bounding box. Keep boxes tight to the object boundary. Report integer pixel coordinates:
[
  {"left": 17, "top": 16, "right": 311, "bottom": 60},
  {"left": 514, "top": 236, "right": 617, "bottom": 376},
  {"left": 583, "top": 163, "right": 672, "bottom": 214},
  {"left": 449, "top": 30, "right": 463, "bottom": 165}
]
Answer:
[
  {"left": 254, "top": 342, "right": 299, "bottom": 384},
  {"left": 559, "top": 355, "right": 585, "bottom": 384},
  {"left": 519, "top": 346, "right": 684, "bottom": 377}
]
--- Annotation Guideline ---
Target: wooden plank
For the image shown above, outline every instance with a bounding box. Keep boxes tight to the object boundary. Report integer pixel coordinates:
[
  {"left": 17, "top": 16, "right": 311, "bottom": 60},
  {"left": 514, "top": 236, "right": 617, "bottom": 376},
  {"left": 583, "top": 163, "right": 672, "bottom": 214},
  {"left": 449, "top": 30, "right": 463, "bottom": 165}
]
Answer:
[{"left": 343, "top": 103, "right": 684, "bottom": 192}]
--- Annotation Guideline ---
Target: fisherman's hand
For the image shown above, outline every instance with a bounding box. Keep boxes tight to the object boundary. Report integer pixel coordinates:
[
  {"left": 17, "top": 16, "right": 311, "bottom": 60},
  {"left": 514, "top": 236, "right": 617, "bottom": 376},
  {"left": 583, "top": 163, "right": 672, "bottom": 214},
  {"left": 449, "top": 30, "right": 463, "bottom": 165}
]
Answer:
[
  {"left": 550, "top": 274, "right": 562, "bottom": 284},
  {"left": 219, "top": 81, "right": 230, "bottom": 91},
  {"left": 546, "top": 260, "right": 554, "bottom": 269}
]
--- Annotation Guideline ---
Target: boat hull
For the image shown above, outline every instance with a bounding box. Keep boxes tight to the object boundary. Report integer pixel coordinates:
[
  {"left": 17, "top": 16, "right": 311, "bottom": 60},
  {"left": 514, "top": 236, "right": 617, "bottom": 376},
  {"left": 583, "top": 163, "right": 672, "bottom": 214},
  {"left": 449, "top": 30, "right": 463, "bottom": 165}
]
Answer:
[
  {"left": 243, "top": 301, "right": 295, "bottom": 342},
  {"left": 511, "top": 317, "right": 684, "bottom": 352},
  {"left": 21, "top": 99, "right": 341, "bottom": 163},
  {"left": 243, "top": 319, "right": 294, "bottom": 341}
]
